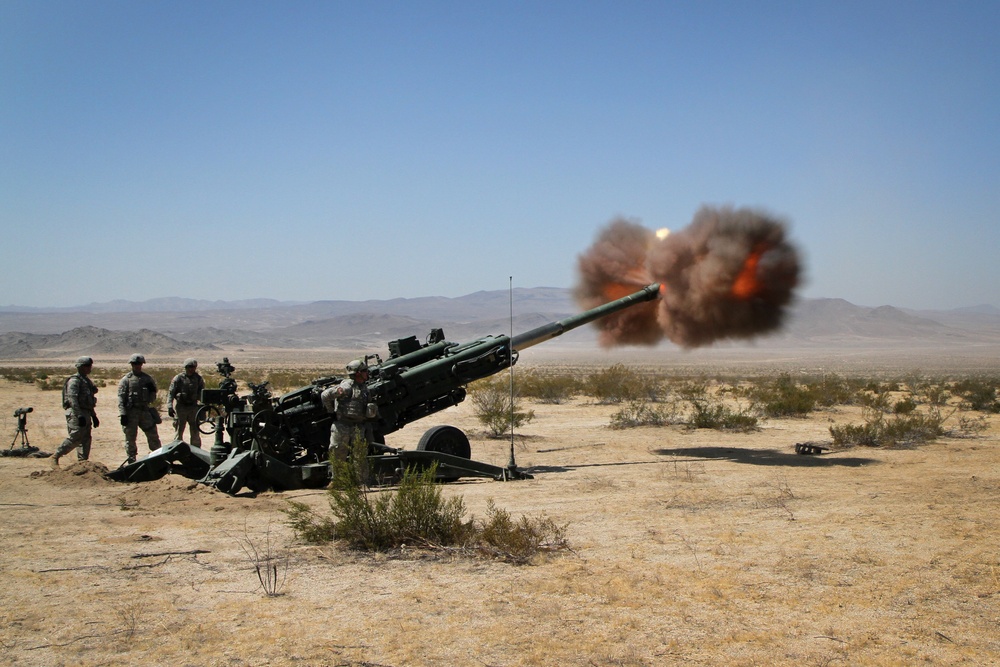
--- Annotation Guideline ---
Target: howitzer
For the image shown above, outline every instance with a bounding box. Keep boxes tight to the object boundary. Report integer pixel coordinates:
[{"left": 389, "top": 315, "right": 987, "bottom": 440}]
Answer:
[
  {"left": 367, "top": 282, "right": 661, "bottom": 446},
  {"left": 108, "top": 284, "right": 661, "bottom": 494}
]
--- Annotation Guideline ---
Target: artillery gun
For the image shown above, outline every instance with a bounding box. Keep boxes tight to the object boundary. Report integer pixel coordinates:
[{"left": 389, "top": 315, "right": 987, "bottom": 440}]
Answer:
[{"left": 108, "top": 284, "right": 661, "bottom": 494}]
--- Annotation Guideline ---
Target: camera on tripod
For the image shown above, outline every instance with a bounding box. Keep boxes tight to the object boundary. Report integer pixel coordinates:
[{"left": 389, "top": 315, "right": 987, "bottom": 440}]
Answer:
[{"left": 9, "top": 406, "right": 32, "bottom": 449}]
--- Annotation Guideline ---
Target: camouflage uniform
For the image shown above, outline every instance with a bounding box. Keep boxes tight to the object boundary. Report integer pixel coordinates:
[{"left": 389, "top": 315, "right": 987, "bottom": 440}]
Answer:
[
  {"left": 167, "top": 359, "right": 205, "bottom": 448},
  {"left": 321, "top": 360, "right": 374, "bottom": 461},
  {"left": 118, "top": 354, "right": 161, "bottom": 462},
  {"left": 54, "top": 357, "right": 99, "bottom": 464}
]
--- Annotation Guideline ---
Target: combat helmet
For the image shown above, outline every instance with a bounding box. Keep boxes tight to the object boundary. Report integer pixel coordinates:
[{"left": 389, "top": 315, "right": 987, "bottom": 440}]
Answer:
[
  {"left": 346, "top": 359, "right": 368, "bottom": 374},
  {"left": 129, "top": 354, "right": 146, "bottom": 365},
  {"left": 75, "top": 356, "right": 94, "bottom": 368}
]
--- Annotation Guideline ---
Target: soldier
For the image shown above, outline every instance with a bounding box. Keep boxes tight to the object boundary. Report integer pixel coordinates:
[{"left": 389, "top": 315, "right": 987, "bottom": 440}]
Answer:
[
  {"left": 117, "top": 354, "right": 162, "bottom": 464},
  {"left": 167, "top": 358, "right": 205, "bottom": 447},
  {"left": 52, "top": 356, "right": 100, "bottom": 466},
  {"left": 320, "top": 359, "right": 375, "bottom": 461}
]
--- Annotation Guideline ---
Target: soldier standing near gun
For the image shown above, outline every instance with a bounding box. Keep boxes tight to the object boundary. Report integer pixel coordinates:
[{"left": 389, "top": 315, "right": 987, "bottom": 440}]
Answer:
[
  {"left": 321, "top": 359, "right": 375, "bottom": 461},
  {"left": 52, "top": 356, "right": 100, "bottom": 466},
  {"left": 118, "top": 354, "right": 161, "bottom": 464},
  {"left": 167, "top": 358, "right": 205, "bottom": 448}
]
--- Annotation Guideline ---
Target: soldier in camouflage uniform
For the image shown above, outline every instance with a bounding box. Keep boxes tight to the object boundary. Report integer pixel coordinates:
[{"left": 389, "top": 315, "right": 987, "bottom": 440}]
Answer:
[
  {"left": 321, "top": 359, "right": 375, "bottom": 461},
  {"left": 53, "top": 356, "right": 100, "bottom": 466},
  {"left": 167, "top": 358, "right": 205, "bottom": 447},
  {"left": 117, "top": 354, "right": 161, "bottom": 463}
]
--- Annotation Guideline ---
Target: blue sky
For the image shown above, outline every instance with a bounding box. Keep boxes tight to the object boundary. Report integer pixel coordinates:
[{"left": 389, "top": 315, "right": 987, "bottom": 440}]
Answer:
[{"left": 2, "top": 1, "right": 998, "bottom": 309}]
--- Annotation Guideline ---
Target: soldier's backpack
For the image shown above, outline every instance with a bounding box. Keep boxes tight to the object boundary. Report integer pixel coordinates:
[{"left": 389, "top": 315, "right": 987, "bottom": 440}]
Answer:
[{"left": 62, "top": 376, "right": 73, "bottom": 409}]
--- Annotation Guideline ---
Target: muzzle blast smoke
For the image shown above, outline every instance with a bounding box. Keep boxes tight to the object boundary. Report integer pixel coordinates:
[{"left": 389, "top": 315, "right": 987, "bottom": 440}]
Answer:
[{"left": 575, "top": 205, "right": 802, "bottom": 348}]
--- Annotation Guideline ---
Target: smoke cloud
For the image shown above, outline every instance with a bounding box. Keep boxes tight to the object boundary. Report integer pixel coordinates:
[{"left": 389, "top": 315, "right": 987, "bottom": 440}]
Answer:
[{"left": 575, "top": 205, "right": 802, "bottom": 348}]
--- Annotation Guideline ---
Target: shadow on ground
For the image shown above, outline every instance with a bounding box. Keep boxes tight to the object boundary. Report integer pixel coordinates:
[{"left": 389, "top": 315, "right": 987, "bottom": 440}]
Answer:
[
  {"left": 523, "top": 446, "right": 879, "bottom": 475},
  {"left": 653, "top": 446, "right": 878, "bottom": 468}
]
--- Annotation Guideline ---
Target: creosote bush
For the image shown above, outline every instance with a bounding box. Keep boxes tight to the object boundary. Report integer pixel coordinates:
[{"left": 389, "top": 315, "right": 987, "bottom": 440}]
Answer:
[
  {"left": 830, "top": 408, "right": 946, "bottom": 448},
  {"left": 742, "top": 373, "right": 815, "bottom": 417},
  {"left": 610, "top": 399, "right": 682, "bottom": 429},
  {"left": 953, "top": 413, "right": 990, "bottom": 437},
  {"left": 516, "top": 372, "right": 583, "bottom": 404},
  {"left": 586, "top": 363, "right": 661, "bottom": 404},
  {"left": 285, "top": 444, "right": 568, "bottom": 564},
  {"left": 804, "top": 374, "right": 867, "bottom": 407},
  {"left": 687, "top": 400, "right": 759, "bottom": 432},
  {"left": 952, "top": 377, "right": 1000, "bottom": 413},
  {"left": 468, "top": 376, "right": 535, "bottom": 437},
  {"left": 321, "top": 443, "right": 469, "bottom": 551},
  {"left": 476, "top": 500, "right": 568, "bottom": 565}
]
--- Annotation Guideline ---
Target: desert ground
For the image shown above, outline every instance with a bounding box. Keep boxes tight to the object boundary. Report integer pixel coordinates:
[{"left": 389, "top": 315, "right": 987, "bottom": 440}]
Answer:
[{"left": 1, "top": 347, "right": 999, "bottom": 666}]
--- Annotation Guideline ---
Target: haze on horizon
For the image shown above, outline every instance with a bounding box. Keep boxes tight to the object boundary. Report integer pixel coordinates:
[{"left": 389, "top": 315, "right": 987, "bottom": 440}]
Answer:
[{"left": 2, "top": 2, "right": 998, "bottom": 311}]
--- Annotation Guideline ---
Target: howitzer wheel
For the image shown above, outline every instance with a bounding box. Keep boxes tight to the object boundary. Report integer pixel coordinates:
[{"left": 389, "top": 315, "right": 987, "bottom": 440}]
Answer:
[
  {"left": 251, "top": 410, "right": 294, "bottom": 459},
  {"left": 196, "top": 405, "right": 223, "bottom": 435},
  {"left": 416, "top": 425, "right": 471, "bottom": 459},
  {"left": 251, "top": 409, "right": 280, "bottom": 440}
]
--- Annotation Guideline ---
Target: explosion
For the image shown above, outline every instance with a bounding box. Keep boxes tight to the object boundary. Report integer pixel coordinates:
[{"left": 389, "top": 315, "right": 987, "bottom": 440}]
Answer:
[{"left": 575, "top": 205, "right": 802, "bottom": 348}]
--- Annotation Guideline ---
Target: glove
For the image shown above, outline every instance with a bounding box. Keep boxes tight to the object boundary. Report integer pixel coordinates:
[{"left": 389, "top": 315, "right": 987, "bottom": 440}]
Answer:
[
  {"left": 91, "top": 413, "right": 100, "bottom": 428},
  {"left": 120, "top": 415, "right": 128, "bottom": 427},
  {"left": 78, "top": 416, "right": 86, "bottom": 428},
  {"left": 168, "top": 407, "right": 175, "bottom": 418}
]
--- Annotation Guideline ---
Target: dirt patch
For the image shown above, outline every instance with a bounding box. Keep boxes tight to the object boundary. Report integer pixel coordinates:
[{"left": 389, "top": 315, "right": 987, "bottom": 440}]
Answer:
[{"left": 29, "top": 460, "right": 113, "bottom": 487}]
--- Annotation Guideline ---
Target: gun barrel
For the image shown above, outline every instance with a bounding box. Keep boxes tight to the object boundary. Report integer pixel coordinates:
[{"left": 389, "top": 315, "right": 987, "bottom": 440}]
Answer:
[{"left": 510, "top": 283, "right": 661, "bottom": 351}]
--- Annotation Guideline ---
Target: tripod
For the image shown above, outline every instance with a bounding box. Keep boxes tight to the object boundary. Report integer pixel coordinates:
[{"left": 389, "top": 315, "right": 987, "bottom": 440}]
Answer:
[{"left": 9, "top": 410, "right": 30, "bottom": 449}]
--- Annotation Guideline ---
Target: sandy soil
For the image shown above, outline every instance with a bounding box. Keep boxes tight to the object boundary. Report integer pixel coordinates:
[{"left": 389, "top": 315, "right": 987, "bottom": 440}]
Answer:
[{"left": 1, "top": 353, "right": 999, "bottom": 666}]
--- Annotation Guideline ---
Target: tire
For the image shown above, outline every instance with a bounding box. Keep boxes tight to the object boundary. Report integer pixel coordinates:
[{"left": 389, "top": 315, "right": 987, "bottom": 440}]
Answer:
[{"left": 415, "top": 425, "right": 471, "bottom": 459}]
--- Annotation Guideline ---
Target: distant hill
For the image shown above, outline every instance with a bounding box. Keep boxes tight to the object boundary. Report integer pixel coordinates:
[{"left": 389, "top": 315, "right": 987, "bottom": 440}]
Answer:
[
  {"left": 0, "top": 297, "right": 304, "bottom": 313},
  {"left": 0, "top": 326, "right": 218, "bottom": 358},
  {"left": 777, "top": 299, "right": 952, "bottom": 341},
  {"left": 1, "top": 288, "right": 999, "bottom": 358}
]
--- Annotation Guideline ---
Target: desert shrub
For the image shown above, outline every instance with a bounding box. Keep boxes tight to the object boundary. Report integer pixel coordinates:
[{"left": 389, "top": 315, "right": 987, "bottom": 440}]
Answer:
[
  {"left": 284, "top": 501, "right": 338, "bottom": 543},
  {"left": 744, "top": 373, "right": 815, "bottom": 417},
  {"left": 516, "top": 372, "right": 583, "bottom": 404},
  {"left": 829, "top": 421, "right": 883, "bottom": 447},
  {"left": 859, "top": 389, "right": 892, "bottom": 412},
  {"left": 915, "top": 381, "right": 951, "bottom": 407},
  {"left": 475, "top": 500, "right": 568, "bottom": 564},
  {"left": 585, "top": 363, "right": 661, "bottom": 404},
  {"left": 324, "top": 455, "right": 470, "bottom": 551},
  {"left": 830, "top": 408, "right": 946, "bottom": 448},
  {"left": 686, "top": 400, "right": 759, "bottom": 432},
  {"left": 609, "top": 399, "right": 682, "bottom": 429},
  {"left": 0, "top": 368, "right": 49, "bottom": 384},
  {"left": 674, "top": 379, "right": 714, "bottom": 402},
  {"left": 952, "top": 414, "right": 990, "bottom": 438},
  {"left": 805, "top": 374, "right": 867, "bottom": 407},
  {"left": 285, "top": 449, "right": 569, "bottom": 564},
  {"left": 468, "top": 377, "right": 535, "bottom": 437},
  {"left": 893, "top": 397, "right": 918, "bottom": 414},
  {"left": 264, "top": 369, "right": 322, "bottom": 391},
  {"left": 952, "top": 378, "right": 1000, "bottom": 413},
  {"left": 883, "top": 410, "right": 946, "bottom": 443},
  {"left": 35, "top": 376, "right": 61, "bottom": 391}
]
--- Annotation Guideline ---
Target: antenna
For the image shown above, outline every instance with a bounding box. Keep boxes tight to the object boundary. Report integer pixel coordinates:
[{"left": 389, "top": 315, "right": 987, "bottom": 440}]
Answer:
[{"left": 506, "top": 275, "right": 517, "bottom": 475}]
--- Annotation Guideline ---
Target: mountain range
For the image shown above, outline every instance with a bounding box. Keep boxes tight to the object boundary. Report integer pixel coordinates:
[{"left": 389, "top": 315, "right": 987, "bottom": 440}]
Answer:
[{"left": 1, "top": 288, "right": 999, "bottom": 359}]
